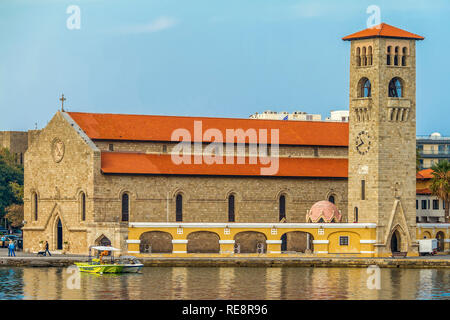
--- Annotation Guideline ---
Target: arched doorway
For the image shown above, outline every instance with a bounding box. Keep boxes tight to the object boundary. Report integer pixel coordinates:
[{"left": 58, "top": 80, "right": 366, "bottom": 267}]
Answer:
[
  {"left": 436, "top": 232, "right": 445, "bottom": 252},
  {"left": 281, "top": 231, "right": 314, "bottom": 253},
  {"left": 234, "top": 231, "right": 267, "bottom": 253},
  {"left": 187, "top": 231, "right": 220, "bottom": 253},
  {"left": 95, "top": 235, "right": 111, "bottom": 247},
  {"left": 139, "top": 231, "right": 173, "bottom": 254},
  {"left": 56, "top": 219, "right": 63, "bottom": 250},
  {"left": 390, "top": 229, "right": 401, "bottom": 253}
]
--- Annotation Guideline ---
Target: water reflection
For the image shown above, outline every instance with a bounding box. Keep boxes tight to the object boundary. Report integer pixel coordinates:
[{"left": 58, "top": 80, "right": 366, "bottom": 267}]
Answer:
[{"left": 0, "top": 267, "right": 444, "bottom": 300}]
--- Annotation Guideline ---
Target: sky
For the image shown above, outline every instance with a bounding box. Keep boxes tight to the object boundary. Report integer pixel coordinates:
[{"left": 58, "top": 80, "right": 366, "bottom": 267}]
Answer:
[{"left": 0, "top": 0, "right": 448, "bottom": 135}]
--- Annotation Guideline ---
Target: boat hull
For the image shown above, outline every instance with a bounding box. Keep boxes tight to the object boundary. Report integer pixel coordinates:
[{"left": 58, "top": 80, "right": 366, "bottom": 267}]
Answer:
[
  {"left": 122, "top": 264, "right": 144, "bottom": 273},
  {"left": 75, "top": 262, "right": 124, "bottom": 274}
]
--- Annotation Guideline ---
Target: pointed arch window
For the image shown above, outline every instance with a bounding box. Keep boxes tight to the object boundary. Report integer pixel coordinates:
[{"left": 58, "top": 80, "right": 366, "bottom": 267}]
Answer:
[
  {"left": 57, "top": 218, "right": 63, "bottom": 250},
  {"left": 80, "top": 192, "right": 86, "bottom": 221},
  {"left": 389, "top": 78, "right": 403, "bottom": 98},
  {"left": 176, "top": 194, "right": 183, "bottom": 222},
  {"left": 228, "top": 195, "right": 235, "bottom": 222},
  {"left": 33, "top": 192, "right": 38, "bottom": 221},
  {"left": 121, "top": 193, "right": 129, "bottom": 222},
  {"left": 279, "top": 195, "right": 286, "bottom": 222}
]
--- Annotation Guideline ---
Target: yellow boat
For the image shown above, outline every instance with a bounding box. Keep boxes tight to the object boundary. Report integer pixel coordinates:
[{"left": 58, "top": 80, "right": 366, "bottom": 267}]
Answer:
[
  {"left": 75, "top": 246, "right": 124, "bottom": 274},
  {"left": 74, "top": 261, "right": 124, "bottom": 274}
]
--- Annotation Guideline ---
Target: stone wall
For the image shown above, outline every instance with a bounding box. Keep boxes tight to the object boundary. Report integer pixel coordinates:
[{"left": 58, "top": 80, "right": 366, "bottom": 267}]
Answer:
[
  {"left": 93, "top": 174, "right": 348, "bottom": 224},
  {"left": 0, "top": 131, "right": 29, "bottom": 164},
  {"left": 23, "top": 111, "right": 349, "bottom": 255},
  {"left": 94, "top": 140, "right": 348, "bottom": 159},
  {"left": 347, "top": 37, "right": 418, "bottom": 255}
]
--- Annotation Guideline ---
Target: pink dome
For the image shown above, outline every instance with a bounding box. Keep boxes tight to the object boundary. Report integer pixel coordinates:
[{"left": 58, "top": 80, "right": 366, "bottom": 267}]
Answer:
[{"left": 307, "top": 201, "right": 342, "bottom": 223}]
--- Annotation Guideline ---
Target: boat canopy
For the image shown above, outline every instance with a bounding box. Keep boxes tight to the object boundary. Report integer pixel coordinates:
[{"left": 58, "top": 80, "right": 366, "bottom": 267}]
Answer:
[{"left": 90, "top": 246, "right": 120, "bottom": 251}]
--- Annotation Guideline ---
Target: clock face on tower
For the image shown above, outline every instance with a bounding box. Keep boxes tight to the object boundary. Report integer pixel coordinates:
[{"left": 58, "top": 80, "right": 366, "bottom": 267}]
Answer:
[{"left": 355, "top": 130, "right": 371, "bottom": 155}]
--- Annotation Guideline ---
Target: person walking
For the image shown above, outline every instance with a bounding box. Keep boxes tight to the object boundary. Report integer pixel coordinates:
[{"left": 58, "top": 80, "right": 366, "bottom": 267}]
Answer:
[
  {"left": 1, "top": 235, "right": 5, "bottom": 248},
  {"left": 44, "top": 241, "right": 51, "bottom": 257},
  {"left": 8, "top": 241, "right": 15, "bottom": 257}
]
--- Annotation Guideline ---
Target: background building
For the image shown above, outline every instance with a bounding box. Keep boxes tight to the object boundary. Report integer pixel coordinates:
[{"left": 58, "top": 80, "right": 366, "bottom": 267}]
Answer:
[
  {"left": 416, "top": 168, "right": 446, "bottom": 223},
  {"left": 249, "top": 110, "right": 349, "bottom": 122},
  {"left": 417, "top": 132, "right": 450, "bottom": 169},
  {"left": 0, "top": 130, "right": 40, "bottom": 165},
  {"left": 325, "top": 110, "right": 349, "bottom": 122},
  {"left": 249, "top": 110, "right": 322, "bottom": 121}
]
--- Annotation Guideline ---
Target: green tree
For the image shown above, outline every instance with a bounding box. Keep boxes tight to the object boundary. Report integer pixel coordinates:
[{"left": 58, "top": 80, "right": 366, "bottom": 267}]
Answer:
[
  {"left": 5, "top": 181, "right": 24, "bottom": 227},
  {"left": 430, "top": 160, "right": 450, "bottom": 223},
  {"left": 0, "top": 148, "right": 24, "bottom": 224},
  {"left": 416, "top": 147, "right": 422, "bottom": 172}
]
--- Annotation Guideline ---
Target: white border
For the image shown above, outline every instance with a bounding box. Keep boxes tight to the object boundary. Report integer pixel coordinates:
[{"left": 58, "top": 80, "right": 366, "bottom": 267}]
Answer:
[
  {"left": 266, "top": 240, "right": 282, "bottom": 244},
  {"left": 417, "top": 223, "right": 450, "bottom": 228},
  {"left": 360, "top": 240, "right": 376, "bottom": 244},
  {"left": 219, "top": 240, "right": 235, "bottom": 244},
  {"left": 172, "top": 239, "right": 188, "bottom": 244},
  {"left": 129, "top": 222, "right": 377, "bottom": 229},
  {"left": 126, "top": 239, "right": 141, "bottom": 244},
  {"left": 313, "top": 240, "right": 329, "bottom": 244}
]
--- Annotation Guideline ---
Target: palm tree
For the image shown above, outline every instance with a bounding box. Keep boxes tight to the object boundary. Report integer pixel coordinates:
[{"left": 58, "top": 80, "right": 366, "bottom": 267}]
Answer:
[
  {"left": 430, "top": 160, "right": 450, "bottom": 223},
  {"left": 416, "top": 148, "right": 422, "bottom": 172}
]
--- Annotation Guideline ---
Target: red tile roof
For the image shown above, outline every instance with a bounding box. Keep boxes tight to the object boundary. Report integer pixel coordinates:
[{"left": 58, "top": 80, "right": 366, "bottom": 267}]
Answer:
[
  {"left": 101, "top": 152, "right": 349, "bottom": 178},
  {"left": 67, "top": 112, "right": 349, "bottom": 147},
  {"left": 416, "top": 188, "right": 432, "bottom": 195},
  {"left": 417, "top": 169, "right": 434, "bottom": 180},
  {"left": 342, "top": 23, "right": 424, "bottom": 41}
]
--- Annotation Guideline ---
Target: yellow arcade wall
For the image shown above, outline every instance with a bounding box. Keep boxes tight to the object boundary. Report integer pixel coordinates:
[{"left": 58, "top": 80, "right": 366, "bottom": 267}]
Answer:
[
  {"left": 127, "top": 223, "right": 378, "bottom": 258},
  {"left": 417, "top": 223, "right": 450, "bottom": 253}
]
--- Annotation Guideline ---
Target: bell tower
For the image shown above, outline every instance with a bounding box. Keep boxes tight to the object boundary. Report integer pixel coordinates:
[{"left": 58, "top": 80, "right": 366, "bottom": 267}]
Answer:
[{"left": 343, "top": 23, "right": 424, "bottom": 256}]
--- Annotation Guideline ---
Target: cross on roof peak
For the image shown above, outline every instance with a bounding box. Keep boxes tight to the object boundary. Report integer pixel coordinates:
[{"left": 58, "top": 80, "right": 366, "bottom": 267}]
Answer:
[{"left": 59, "top": 94, "right": 66, "bottom": 112}]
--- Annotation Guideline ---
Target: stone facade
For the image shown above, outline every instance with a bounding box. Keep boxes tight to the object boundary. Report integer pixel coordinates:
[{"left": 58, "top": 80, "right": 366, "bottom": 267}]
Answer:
[
  {"left": 347, "top": 37, "right": 418, "bottom": 255},
  {"left": 23, "top": 112, "right": 348, "bottom": 254}
]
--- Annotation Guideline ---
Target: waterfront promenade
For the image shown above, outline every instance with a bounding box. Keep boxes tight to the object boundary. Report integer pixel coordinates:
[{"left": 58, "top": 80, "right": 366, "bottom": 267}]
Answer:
[{"left": 0, "top": 249, "right": 449, "bottom": 268}]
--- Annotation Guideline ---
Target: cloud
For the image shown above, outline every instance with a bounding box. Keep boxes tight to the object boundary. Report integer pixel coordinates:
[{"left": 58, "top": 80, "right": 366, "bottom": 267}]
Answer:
[{"left": 117, "top": 16, "right": 178, "bottom": 34}]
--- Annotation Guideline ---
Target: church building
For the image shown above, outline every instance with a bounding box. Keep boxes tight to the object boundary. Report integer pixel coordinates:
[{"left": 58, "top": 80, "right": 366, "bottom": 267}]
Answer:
[{"left": 23, "top": 24, "right": 449, "bottom": 257}]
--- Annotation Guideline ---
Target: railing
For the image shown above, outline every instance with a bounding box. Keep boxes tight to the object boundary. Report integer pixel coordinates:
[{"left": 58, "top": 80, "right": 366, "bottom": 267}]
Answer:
[
  {"left": 417, "top": 135, "right": 450, "bottom": 141},
  {"left": 420, "top": 150, "right": 450, "bottom": 156}
]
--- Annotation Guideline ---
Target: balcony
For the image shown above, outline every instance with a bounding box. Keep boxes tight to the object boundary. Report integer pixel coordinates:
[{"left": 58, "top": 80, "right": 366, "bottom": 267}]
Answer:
[
  {"left": 417, "top": 135, "right": 450, "bottom": 143},
  {"left": 387, "top": 98, "right": 411, "bottom": 108},
  {"left": 420, "top": 150, "right": 450, "bottom": 156},
  {"left": 352, "top": 98, "right": 372, "bottom": 108}
]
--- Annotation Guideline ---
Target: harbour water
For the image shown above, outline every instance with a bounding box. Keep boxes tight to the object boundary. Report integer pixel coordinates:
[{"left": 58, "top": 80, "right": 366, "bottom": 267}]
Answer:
[{"left": 0, "top": 267, "right": 448, "bottom": 300}]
